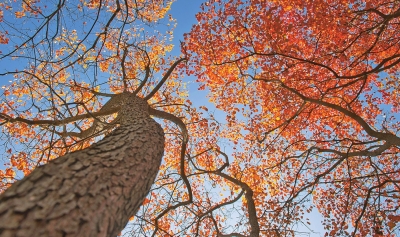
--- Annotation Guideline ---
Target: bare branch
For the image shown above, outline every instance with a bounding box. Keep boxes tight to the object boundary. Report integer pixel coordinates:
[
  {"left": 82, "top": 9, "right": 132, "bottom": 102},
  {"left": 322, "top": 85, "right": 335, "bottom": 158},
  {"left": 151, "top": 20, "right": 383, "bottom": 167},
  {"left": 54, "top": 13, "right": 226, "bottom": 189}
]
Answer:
[{"left": 144, "top": 58, "right": 187, "bottom": 100}]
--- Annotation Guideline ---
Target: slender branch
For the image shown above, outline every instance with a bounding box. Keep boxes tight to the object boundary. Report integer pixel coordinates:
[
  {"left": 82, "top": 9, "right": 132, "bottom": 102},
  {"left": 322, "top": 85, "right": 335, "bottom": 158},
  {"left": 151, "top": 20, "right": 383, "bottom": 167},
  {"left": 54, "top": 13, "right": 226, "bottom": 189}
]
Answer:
[
  {"left": 144, "top": 58, "right": 187, "bottom": 100},
  {"left": 149, "top": 107, "right": 191, "bottom": 236},
  {"left": 133, "top": 46, "right": 152, "bottom": 95},
  {"left": 315, "top": 142, "right": 393, "bottom": 157},
  {"left": 254, "top": 77, "right": 400, "bottom": 146},
  {"left": 0, "top": 107, "right": 119, "bottom": 126},
  {"left": 218, "top": 233, "right": 247, "bottom": 237},
  {"left": 149, "top": 108, "right": 188, "bottom": 142},
  {"left": 216, "top": 172, "right": 260, "bottom": 237}
]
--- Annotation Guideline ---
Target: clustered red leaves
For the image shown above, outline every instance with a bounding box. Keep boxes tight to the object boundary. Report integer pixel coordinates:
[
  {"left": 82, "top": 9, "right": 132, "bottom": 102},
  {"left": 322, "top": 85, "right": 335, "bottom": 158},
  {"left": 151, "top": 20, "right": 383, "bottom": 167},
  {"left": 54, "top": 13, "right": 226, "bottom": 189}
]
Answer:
[{"left": 186, "top": 0, "right": 400, "bottom": 236}]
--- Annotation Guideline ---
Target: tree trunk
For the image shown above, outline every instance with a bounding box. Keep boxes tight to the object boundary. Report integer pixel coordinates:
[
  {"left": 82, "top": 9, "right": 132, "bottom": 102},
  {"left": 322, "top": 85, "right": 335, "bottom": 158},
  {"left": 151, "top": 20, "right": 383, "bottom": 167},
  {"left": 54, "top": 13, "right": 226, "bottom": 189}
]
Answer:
[{"left": 0, "top": 94, "right": 165, "bottom": 237}]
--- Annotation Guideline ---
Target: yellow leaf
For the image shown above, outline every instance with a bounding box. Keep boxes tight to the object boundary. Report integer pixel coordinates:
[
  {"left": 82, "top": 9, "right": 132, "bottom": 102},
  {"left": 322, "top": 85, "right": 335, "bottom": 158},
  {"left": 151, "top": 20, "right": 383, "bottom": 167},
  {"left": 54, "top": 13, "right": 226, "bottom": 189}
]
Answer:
[{"left": 15, "top": 11, "right": 25, "bottom": 18}]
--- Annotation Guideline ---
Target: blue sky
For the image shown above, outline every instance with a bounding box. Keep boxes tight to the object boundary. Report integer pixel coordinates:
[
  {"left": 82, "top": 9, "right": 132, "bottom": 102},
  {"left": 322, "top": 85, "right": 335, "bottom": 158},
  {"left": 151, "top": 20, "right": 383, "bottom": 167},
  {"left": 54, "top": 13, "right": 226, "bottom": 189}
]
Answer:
[{"left": 169, "top": 0, "right": 211, "bottom": 106}]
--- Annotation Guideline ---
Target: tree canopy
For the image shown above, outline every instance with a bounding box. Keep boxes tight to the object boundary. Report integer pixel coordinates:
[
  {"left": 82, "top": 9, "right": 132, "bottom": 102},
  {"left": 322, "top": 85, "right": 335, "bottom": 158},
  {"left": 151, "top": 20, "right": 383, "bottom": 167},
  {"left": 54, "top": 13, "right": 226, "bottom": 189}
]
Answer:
[
  {"left": 0, "top": 0, "right": 399, "bottom": 236},
  {"left": 186, "top": 0, "right": 400, "bottom": 236}
]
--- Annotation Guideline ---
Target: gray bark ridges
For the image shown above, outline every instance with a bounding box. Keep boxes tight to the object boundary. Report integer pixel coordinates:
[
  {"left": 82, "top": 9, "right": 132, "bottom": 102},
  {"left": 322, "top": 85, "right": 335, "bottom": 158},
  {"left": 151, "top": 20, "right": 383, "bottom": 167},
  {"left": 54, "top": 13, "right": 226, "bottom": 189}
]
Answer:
[{"left": 0, "top": 93, "right": 165, "bottom": 237}]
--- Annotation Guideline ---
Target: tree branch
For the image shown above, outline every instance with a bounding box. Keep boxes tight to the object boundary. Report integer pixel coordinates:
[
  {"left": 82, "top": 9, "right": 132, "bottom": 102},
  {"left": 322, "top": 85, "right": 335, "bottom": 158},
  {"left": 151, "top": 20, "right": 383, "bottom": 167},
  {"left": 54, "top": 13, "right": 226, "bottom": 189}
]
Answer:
[
  {"left": 144, "top": 58, "right": 187, "bottom": 101},
  {"left": 0, "top": 107, "right": 119, "bottom": 126},
  {"left": 254, "top": 77, "right": 400, "bottom": 146}
]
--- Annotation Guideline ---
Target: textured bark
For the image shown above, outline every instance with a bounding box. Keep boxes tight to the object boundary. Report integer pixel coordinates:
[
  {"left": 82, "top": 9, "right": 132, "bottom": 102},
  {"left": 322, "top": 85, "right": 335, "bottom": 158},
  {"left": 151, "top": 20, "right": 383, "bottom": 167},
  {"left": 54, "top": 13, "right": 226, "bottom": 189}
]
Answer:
[{"left": 0, "top": 93, "right": 165, "bottom": 237}]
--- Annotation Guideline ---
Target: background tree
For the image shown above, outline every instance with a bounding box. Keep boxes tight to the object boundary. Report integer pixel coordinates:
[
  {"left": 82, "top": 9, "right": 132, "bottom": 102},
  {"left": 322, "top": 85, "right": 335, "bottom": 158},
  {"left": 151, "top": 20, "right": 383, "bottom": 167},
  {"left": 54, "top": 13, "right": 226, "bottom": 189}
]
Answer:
[{"left": 186, "top": 0, "right": 400, "bottom": 236}]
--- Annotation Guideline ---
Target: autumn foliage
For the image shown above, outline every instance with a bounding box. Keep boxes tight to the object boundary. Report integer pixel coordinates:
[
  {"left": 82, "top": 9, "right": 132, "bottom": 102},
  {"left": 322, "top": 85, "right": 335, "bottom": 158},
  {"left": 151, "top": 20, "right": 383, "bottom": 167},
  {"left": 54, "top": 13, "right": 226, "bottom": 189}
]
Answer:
[
  {"left": 186, "top": 0, "right": 400, "bottom": 236},
  {"left": 0, "top": 0, "right": 399, "bottom": 236},
  {"left": 0, "top": 0, "right": 178, "bottom": 179}
]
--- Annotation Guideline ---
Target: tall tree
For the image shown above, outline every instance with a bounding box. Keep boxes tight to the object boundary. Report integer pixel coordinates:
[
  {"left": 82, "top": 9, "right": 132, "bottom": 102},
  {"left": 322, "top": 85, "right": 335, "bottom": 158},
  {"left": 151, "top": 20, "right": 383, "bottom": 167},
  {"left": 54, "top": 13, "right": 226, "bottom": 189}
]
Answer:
[
  {"left": 0, "top": 0, "right": 193, "bottom": 236},
  {"left": 186, "top": 0, "right": 400, "bottom": 236},
  {"left": 0, "top": 92, "right": 166, "bottom": 237}
]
